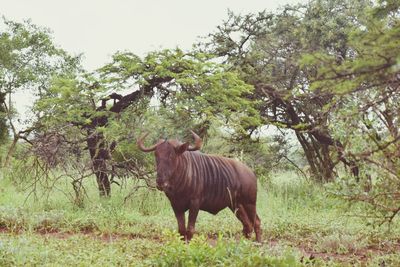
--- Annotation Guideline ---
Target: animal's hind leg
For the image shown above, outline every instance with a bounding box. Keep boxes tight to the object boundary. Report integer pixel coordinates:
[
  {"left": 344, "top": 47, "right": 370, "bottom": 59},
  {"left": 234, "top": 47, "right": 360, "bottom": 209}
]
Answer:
[
  {"left": 231, "top": 204, "right": 253, "bottom": 238},
  {"left": 254, "top": 214, "right": 262, "bottom": 242},
  {"left": 244, "top": 204, "right": 262, "bottom": 242}
]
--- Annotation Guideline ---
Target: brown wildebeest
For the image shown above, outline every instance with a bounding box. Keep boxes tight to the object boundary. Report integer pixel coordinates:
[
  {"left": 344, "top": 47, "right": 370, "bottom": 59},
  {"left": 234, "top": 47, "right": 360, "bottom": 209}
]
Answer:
[{"left": 137, "top": 131, "right": 262, "bottom": 242}]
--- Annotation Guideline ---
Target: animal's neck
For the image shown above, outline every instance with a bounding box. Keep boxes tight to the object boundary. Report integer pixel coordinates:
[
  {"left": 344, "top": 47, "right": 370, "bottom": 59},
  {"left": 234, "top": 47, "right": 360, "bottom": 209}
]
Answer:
[
  {"left": 170, "top": 152, "right": 191, "bottom": 190},
  {"left": 174, "top": 153, "right": 189, "bottom": 177}
]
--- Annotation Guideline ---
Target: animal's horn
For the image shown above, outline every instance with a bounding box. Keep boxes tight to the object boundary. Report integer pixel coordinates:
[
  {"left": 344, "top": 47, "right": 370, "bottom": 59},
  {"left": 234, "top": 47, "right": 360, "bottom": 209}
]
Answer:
[
  {"left": 137, "top": 132, "right": 162, "bottom": 152},
  {"left": 187, "top": 130, "right": 202, "bottom": 151}
]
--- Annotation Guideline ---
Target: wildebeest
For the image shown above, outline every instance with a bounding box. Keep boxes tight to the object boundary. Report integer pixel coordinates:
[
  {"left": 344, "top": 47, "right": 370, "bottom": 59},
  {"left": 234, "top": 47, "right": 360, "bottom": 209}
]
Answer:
[{"left": 137, "top": 131, "right": 262, "bottom": 242}]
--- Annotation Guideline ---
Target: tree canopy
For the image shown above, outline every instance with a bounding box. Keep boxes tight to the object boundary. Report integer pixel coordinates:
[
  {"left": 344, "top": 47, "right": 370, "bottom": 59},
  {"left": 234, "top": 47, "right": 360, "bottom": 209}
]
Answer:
[
  {"left": 303, "top": 0, "right": 400, "bottom": 223},
  {"left": 0, "top": 17, "right": 79, "bottom": 166},
  {"left": 33, "top": 48, "right": 260, "bottom": 197}
]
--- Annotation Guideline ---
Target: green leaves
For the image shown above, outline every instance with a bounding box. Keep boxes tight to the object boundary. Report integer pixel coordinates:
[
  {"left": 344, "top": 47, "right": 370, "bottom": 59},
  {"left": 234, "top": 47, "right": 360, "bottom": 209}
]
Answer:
[
  {"left": 302, "top": 2, "right": 400, "bottom": 224},
  {"left": 97, "top": 48, "right": 260, "bottom": 135},
  {"left": 0, "top": 18, "right": 80, "bottom": 94},
  {"left": 35, "top": 76, "right": 91, "bottom": 127},
  {"left": 304, "top": 5, "right": 400, "bottom": 94},
  {"left": 0, "top": 16, "right": 81, "bottom": 150}
]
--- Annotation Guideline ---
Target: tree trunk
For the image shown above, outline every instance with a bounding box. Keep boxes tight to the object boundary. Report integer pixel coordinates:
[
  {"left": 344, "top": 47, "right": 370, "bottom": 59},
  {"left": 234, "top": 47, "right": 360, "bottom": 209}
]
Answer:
[
  {"left": 93, "top": 158, "right": 111, "bottom": 197},
  {"left": 296, "top": 132, "right": 319, "bottom": 179},
  {"left": 3, "top": 136, "right": 18, "bottom": 168},
  {"left": 256, "top": 83, "right": 359, "bottom": 182},
  {"left": 295, "top": 132, "right": 335, "bottom": 182},
  {"left": 81, "top": 77, "right": 175, "bottom": 196},
  {"left": 87, "top": 130, "right": 111, "bottom": 197}
]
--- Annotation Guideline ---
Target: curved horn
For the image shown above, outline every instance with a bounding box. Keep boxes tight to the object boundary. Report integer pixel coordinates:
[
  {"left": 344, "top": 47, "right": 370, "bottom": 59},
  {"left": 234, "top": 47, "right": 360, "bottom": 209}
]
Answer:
[
  {"left": 187, "top": 130, "right": 202, "bottom": 151},
  {"left": 137, "top": 132, "right": 162, "bottom": 152}
]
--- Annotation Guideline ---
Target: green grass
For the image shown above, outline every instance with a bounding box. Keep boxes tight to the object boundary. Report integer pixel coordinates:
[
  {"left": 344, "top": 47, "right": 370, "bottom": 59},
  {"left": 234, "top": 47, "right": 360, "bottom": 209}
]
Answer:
[{"left": 0, "top": 170, "right": 399, "bottom": 266}]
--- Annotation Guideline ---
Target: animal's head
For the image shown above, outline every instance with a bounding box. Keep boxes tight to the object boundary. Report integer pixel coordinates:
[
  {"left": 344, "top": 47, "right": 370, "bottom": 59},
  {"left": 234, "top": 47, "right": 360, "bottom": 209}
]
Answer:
[{"left": 137, "top": 131, "right": 202, "bottom": 191}]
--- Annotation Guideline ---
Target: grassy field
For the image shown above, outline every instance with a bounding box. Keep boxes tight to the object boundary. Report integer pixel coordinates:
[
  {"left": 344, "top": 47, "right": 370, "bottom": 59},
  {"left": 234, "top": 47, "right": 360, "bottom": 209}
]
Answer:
[{"left": 0, "top": 171, "right": 399, "bottom": 266}]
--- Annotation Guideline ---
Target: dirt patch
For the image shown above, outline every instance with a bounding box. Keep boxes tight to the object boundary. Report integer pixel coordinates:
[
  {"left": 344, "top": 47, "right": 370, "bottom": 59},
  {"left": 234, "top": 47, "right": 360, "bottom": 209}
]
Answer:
[
  {"left": 97, "top": 232, "right": 163, "bottom": 243},
  {"left": 33, "top": 228, "right": 163, "bottom": 243},
  {"left": 274, "top": 238, "right": 400, "bottom": 265}
]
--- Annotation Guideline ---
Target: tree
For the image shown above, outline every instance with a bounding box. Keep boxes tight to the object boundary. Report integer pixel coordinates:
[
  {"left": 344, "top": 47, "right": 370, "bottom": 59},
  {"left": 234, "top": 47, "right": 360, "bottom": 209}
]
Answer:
[
  {"left": 204, "top": 0, "right": 371, "bottom": 182},
  {"left": 0, "top": 17, "right": 79, "bottom": 167},
  {"left": 35, "top": 48, "right": 259, "bottom": 197},
  {"left": 304, "top": 0, "right": 400, "bottom": 224}
]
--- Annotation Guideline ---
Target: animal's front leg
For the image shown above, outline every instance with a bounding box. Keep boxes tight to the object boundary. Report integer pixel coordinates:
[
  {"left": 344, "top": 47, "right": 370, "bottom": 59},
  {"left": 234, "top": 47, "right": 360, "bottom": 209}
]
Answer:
[
  {"left": 186, "top": 200, "right": 200, "bottom": 241},
  {"left": 173, "top": 209, "right": 186, "bottom": 240}
]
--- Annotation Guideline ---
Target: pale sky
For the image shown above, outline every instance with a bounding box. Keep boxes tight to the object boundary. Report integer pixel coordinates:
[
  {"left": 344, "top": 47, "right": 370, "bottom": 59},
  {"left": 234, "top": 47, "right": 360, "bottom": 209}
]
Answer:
[
  {"left": 2, "top": 0, "right": 305, "bottom": 128},
  {"left": 2, "top": 0, "right": 305, "bottom": 71}
]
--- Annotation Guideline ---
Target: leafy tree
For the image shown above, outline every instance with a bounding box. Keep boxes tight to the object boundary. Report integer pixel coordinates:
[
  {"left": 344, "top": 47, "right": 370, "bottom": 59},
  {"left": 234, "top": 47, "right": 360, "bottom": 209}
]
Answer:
[
  {"left": 204, "top": 0, "right": 372, "bottom": 182},
  {"left": 304, "top": 0, "right": 400, "bottom": 224},
  {"left": 0, "top": 17, "right": 79, "bottom": 167},
  {"left": 35, "top": 48, "right": 259, "bottom": 197}
]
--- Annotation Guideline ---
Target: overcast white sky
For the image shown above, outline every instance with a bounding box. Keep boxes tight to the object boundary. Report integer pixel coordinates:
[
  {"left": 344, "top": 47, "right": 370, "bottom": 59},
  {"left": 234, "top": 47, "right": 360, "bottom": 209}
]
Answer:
[
  {"left": 2, "top": 0, "right": 305, "bottom": 128},
  {"left": 2, "top": 0, "right": 305, "bottom": 71}
]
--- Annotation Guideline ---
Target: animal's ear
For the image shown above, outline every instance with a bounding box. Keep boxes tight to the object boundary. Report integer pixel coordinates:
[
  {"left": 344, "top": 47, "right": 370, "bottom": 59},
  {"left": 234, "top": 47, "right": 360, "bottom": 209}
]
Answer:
[{"left": 175, "top": 142, "right": 189, "bottom": 155}]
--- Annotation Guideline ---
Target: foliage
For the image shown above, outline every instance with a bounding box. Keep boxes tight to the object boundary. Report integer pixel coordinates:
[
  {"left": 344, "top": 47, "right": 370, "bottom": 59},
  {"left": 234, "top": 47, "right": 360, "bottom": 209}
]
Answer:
[
  {"left": 0, "top": 17, "right": 80, "bottom": 167},
  {"left": 303, "top": 2, "right": 400, "bottom": 224},
  {"left": 0, "top": 18, "right": 78, "bottom": 95},
  {"left": 204, "top": 0, "right": 373, "bottom": 182},
  {"left": 98, "top": 48, "right": 260, "bottom": 135},
  {"left": 30, "top": 47, "right": 261, "bottom": 197}
]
